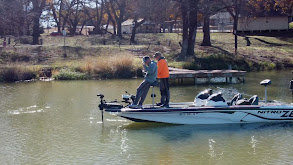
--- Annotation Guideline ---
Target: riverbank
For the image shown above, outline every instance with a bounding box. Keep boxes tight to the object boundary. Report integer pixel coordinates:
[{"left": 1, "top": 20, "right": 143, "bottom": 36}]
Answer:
[{"left": 0, "top": 32, "right": 292, "bottom": 82}]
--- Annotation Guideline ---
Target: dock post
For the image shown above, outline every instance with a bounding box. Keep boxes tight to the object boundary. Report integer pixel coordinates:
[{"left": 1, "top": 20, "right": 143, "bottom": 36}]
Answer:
[
  {"left": 194, "top": 78, "right": 198, "bottom": 85},
  {"left": 207, "top": 77, "right": 211, "bottom": 83},
  {"left": 226, "top": 77, "right": 228, "bottom": 83},
  {"left": 229, "top": 77, "right": 233, "bottom": 84}
]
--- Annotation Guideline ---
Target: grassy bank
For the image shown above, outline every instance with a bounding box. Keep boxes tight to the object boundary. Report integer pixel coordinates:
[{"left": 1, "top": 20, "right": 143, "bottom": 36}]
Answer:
[
  {"left": 0, "top": 54, "right": 141, "bottom": 82},
  {"left": 0, "top": 32, "right": 292, "bottom": 82}
]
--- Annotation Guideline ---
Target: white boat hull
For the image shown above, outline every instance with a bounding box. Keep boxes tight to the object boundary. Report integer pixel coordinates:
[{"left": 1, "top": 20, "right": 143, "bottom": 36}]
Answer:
[{"left": 107, "top": 105, "right": 293, "bottom": 125}]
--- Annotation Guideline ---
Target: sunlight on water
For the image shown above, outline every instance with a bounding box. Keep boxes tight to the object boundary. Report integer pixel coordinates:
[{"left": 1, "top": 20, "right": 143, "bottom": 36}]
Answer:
[{"left": 1, "top": 71, "right": 293, "bottom": 164}]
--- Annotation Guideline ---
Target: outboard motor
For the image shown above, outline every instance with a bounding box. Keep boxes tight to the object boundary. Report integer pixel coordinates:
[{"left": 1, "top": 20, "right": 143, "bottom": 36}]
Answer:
[
  {"left": 205, "top": 93, "right": 228, "bottom": 107},
  {"left": 194, "top": 89, "right": 213, "bottom": 106}
]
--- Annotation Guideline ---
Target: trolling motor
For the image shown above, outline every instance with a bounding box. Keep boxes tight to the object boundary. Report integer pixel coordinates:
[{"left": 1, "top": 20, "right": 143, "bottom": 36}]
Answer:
[
  {"left": 97, "top": 94, "right": 105, "bottom": 122},
  {"left": 97, "top": 94, "right": 124, "bottom": 122},
  {"left": 260, "top": 79, "right": 271, "bottom": 103}
]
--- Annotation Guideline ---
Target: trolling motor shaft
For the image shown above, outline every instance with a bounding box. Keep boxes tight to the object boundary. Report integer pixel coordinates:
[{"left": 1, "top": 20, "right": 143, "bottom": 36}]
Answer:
[
  {"left": 97, "top": 94, "right": 105, "bottom": 122},
  {"left": 260, "top": 79, "right": 271, "bottom": 103}
]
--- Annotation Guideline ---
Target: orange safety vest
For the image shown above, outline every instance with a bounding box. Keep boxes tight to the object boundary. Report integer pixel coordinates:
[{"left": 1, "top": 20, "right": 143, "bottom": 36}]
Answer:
[{"left": 157, "top": 58, "right": 169, "bottom": 78}]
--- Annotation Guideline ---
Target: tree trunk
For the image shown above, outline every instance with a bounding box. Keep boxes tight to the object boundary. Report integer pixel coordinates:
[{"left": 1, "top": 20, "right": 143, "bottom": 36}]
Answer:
[
  {"left": 234, "top": 0, "right": 239, "bottom": 55},
  {"left": 201, "top": 12, "right": 211, "bottom": 46},
  {"left": 58, "top": 0, "right": 63, "bottom": 33},
  {"left": 187, "top": 0, "right": 198, "bottom": 56},
  {"left": 179, "top": 1, "right": 189, "bottom": 59},
  {"left": 105, "top": 18, "right": 110, "bottom": 33},
  {"left": 71, "top": 23, "right": 78, "bottom": 35},
  {"left": 79, "top": 21, "right": 85, "bottom": 35},
  {"left": 51, "top": 4, "right": 61, "bottom": 33},
  {"left": 130, "top": 25, "right": 137, "bottom": 43},
  {"left": 32, "top": 13, "right": 40, "bottom": 45},
  {"left": 113, "top": 21, "right": 117, "bottom": 35},
  {"left": 130, "top": 19, "right": 146, "bottom": 43},
  {"left": 117, "top": 20, "right": 122, "bottom": 38}
]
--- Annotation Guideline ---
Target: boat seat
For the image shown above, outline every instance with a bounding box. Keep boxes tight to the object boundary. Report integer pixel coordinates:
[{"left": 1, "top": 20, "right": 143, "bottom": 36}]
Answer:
[
  {"left": 249, "top": 95, "right": 259, "bottom": 105},
  {"left": 228, "top": 93, "right": 242, "bottom": 106},
  {"left": 235, "top": 95, "right": 259, "bottom": 105},
  {"left": 235, "top": 99, "right": 251, "bottom": 105},
  {"left": 150, "top": 80, "right": 159, "bottom": 87},
  {"left": 208, "top": 93, "right": 225, "bottom": 102},
  {"left": 196, "top": 89, "right": 213, "bottom": 100}
]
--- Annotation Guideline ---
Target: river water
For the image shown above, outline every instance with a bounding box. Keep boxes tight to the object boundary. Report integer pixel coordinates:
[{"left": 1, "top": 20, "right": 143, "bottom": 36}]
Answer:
[{"left": 1, "top": 71, "right": 293, "bottom": 164}]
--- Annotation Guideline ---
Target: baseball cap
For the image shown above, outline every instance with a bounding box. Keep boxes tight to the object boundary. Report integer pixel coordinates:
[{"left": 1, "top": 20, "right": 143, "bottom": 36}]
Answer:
[
  {"left": 153, "top": 52, "right": 162, "bottom": 57},
  {"left": 143, "top": 56, "right": 150, "bottom": 62}
]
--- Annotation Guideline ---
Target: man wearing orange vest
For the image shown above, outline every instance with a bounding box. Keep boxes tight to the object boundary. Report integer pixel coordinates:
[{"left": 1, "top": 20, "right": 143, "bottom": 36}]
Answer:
[{"left": 154, "top": 52, "right": 170, "bottom": 107}]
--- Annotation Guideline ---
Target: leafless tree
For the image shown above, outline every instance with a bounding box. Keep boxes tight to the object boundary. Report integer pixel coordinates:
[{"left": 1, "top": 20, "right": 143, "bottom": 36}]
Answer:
[
  {"left": 82, "top": 0, "right": 105, "bottom": 34},
  {"left": 106, "top": 0, "right": 130, "bottom": 38}
]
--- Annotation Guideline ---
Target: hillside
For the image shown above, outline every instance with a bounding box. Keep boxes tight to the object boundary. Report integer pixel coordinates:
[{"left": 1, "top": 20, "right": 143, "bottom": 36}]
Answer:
[{"left": 0, "top": 32, "right": 293, "bottom": 81}]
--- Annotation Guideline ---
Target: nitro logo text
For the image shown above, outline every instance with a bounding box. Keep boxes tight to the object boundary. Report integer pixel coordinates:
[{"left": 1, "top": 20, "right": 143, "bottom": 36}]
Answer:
[{"left": 258, "top": 110, "right": 293, "bottom": 117}]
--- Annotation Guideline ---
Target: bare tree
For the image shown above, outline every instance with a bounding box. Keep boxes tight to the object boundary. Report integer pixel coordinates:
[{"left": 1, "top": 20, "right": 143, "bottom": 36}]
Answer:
[
  {"left": 107, "top": 0, "right": 130, "bottom": 38},
  {"left": 0, "top": 0, "right": 31, "bottom": 36},
  {"left": 220, "top": 0, "right": 243, "bottom": 54},
  {"left": 177, "top": 0, "right": 199, "bottom": 59},
  {"left": 82, "top": 0, "right": 105, "bottom": 34},
  {"left": 67, "top": 0, "right": 84, "bottom": 35},
  {"left": 31, "top": 0, "right": 47, "bottom": 44},
  {"left": 50, "top": 0, "right": 64, "bottom": 33},
  {"left": 129, "top": 0, "right": 177, "bottom": 43}
]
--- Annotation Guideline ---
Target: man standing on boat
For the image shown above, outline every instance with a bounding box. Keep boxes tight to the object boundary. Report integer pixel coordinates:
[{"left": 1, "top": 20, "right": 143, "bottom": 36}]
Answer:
[
  {"left": 154, "top": 52, "right": 170, "bottom": 107},
  {"left": 131, "top": 56, "right": 157, "bottom": 108}
]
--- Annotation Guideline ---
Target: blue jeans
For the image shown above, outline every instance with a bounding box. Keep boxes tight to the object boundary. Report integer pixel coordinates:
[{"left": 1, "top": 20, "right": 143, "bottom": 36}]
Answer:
[{"left": 133, "top": 80, "right": 151, "bottom": 105}]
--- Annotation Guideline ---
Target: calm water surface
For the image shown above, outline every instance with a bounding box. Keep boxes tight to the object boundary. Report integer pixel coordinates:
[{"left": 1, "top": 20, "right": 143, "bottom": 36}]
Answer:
[{"left": 1, "top": 71, "right": 293, "bottom": 165}]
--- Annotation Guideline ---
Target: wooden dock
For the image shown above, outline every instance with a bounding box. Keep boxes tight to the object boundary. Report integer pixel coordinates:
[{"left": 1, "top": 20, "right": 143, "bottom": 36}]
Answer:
[{"left": 169, "top": 67, "right": 246, "bottom": 84}]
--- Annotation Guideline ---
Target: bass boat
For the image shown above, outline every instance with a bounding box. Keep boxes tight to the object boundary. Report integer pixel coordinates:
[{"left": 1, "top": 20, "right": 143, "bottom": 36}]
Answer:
[{"left": 98, "top": 79, "right": 293, "bottom": 125}]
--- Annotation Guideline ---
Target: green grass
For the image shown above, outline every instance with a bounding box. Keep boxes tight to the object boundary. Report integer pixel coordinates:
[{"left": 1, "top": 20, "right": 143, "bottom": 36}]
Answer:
[
  {"left": 53, "top": 68, "right": 88, "bottom": 80},
  {"left": 0, "top": 65, "right": 39, "bottom": 82}
]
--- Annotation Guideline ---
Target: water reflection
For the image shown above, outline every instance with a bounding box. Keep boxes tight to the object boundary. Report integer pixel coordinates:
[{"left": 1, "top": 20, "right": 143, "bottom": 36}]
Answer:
[
  {"left": 121, "top": 122, "right": 293, "bottom": 164},
  {"left": 124, "top": 122, "right": 293, "bottom": 141}
]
